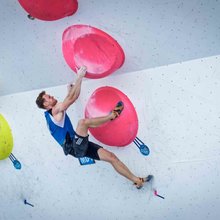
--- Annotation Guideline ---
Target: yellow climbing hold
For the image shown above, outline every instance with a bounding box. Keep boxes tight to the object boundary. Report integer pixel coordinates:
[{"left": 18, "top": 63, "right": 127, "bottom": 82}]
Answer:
[{"left": 0, "top": 114, "right": 13, "bottom": 160}]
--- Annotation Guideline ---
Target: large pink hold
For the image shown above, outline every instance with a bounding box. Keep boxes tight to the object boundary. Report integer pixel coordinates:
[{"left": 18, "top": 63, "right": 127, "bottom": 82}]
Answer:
[
  {"left": 62, "top": 25, "right": 125, "bottom": 79},
  {"left": 18, "top": 0, "right": 78, "bottom": 21},
  {"left": 85, "top": 87, "right": 138, "bottom": 147}
]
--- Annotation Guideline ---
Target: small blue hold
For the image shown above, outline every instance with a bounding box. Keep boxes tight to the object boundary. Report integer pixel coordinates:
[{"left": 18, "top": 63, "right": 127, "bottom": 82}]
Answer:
[
  {"left": 13, "top": 160, "right": 21, "bottom": 169},
  {"left": 140, "top": 145, "right": 150, "bottom": 156}
]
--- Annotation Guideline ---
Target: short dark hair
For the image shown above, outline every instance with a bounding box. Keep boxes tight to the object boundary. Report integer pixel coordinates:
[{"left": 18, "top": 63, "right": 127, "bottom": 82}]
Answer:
[{"left": 36, "top": 91, "right": 46, "bottom": 109}]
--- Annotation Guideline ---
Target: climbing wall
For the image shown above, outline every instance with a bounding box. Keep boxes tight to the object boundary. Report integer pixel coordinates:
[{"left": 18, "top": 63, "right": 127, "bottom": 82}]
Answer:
[
  {"left": 0, "top": 55, "right": 220, "bottom": 220},
  {"left": 1, "top": 0, "right": 220, "bottom": 95}
]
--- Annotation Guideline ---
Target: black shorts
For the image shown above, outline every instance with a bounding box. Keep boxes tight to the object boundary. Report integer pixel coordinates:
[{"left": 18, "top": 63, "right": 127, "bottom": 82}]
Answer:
[{"left": 62, "top": 133, "right": 102, "bottom": 160}]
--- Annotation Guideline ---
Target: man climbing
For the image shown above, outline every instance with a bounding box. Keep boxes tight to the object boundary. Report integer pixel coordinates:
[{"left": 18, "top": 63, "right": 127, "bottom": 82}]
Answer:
[{"left": 36, "top": 66, "right": 153, "bottom": 189}]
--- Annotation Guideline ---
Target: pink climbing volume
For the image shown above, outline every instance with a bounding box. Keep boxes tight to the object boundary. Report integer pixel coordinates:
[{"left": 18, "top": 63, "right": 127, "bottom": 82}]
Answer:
[
  {"left": 62, "top": 25, "right": 125, "bottom": 79},
  {"left": 85, "top": 86, "right": 138, "bottom": 147}
]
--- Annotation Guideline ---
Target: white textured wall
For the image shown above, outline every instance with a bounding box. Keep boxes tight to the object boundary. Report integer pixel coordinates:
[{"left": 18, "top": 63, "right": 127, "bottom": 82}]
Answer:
[{"left": 0, "top": 55, "right": 220, "bottom": 220}]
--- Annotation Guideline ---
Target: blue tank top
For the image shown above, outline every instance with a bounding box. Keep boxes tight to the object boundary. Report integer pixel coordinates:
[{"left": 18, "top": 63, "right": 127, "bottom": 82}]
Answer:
[{"left": 44, "top": 110, "right": 75, "bottom": 146}]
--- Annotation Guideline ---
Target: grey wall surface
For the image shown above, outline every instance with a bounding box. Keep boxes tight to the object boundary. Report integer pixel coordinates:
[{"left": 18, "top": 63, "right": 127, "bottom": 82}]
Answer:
[{"left": 1, "top": 0, "right": 220, "bottom": 95}]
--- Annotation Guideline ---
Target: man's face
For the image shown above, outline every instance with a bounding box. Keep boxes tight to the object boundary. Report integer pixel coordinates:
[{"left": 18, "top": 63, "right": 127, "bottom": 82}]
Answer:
[{"left": 42, "top": 93, "right": 57, "bottom": 108}]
